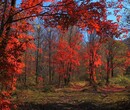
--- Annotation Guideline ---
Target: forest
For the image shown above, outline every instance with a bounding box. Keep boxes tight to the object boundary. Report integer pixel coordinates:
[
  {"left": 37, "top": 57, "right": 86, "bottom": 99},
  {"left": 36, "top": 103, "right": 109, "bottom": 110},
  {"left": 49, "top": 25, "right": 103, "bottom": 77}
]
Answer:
[{"left": 0, "top": 0, "right": 130, "bottom": 110}]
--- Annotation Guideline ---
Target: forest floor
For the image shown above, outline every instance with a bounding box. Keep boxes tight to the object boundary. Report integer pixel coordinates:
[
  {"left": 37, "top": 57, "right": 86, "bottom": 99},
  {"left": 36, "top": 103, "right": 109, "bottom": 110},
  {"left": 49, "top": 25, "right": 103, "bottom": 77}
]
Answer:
[{"left": 13, "top": 81, "right": 130, "bottom": 110}]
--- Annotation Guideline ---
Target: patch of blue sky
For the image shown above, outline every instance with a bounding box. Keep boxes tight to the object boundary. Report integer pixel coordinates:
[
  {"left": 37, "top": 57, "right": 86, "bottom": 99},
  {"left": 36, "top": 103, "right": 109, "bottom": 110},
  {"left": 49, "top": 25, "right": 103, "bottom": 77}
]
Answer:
[{"left": 16, "top": 0, "right": 21, "bottom": 6}]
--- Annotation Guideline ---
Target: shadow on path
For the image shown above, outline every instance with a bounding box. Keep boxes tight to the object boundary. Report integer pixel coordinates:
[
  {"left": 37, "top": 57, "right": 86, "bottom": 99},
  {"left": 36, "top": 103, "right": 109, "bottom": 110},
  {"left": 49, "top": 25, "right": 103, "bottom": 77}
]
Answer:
[{"left": 18, "top": 100, "right": 130, "bottom": 110}]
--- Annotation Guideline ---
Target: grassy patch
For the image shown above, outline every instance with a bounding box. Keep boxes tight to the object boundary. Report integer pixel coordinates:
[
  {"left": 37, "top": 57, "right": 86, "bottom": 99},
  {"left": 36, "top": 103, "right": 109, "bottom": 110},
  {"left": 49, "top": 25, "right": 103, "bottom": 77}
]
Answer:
[
  {"left": 110, "top": 75, "right": 130, "bottom": 86},
  {"left": 13, "top": 80, "right": 130, "bottom": 110}
]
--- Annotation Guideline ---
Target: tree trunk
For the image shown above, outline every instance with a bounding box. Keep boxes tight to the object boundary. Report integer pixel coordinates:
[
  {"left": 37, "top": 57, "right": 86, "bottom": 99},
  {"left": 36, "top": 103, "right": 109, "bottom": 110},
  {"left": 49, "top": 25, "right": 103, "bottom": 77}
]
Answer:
[
  {"left": 111, "top": 56, "right": 114, "bottom": 77},
  {"left": 24, "top": 51, "right": 27, "bottom": 87},
  {"left": 106, "top": 58, "right": 110, "bottom": 85},
  {"left": 58, "top": 75, "right": 61, "bottom": 87},
  {"left": 36, "top": 38, "right": 40, "bottom": 85},
  {"left": 48, "top": 31, "right": 52, "bottom": 84}
]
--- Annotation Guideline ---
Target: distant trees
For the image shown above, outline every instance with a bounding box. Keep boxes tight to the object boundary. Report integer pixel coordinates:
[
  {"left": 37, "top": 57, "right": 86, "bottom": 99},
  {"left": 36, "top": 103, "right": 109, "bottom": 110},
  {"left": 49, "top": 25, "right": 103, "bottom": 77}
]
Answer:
[
  {"left": 104, "top": 39, "right": 128, "bottom": 84},
  {"left": 29, "top": 24, "right": 59, "bottom": 85}
]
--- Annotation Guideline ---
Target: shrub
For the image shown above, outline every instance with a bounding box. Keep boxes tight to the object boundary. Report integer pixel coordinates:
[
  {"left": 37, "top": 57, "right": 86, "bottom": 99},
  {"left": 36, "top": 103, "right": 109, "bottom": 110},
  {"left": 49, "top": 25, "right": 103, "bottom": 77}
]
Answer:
[
  {"left": 110, "top": 75, "right": 130, "bottom": 86},
  {"left": 42, "top": 85, "right": 55, "bottom": 92}
]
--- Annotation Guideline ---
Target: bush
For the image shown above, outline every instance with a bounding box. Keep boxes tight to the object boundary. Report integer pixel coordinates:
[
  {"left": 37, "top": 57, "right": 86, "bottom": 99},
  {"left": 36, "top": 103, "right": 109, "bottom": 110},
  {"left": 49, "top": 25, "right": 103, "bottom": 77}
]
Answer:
[
  {"left": 42, "top": 85, "right": 55, "bottom": 92},
  {"left": 110, "top": 75, "right": 130, "bottom": 86}
]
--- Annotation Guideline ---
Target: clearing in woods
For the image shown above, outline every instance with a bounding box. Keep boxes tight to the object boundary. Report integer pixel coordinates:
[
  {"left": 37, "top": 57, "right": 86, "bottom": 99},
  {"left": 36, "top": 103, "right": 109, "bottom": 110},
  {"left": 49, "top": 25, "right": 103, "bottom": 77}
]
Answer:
[{"left": 13, "top": 81, "right": 130, "bottom": 110}]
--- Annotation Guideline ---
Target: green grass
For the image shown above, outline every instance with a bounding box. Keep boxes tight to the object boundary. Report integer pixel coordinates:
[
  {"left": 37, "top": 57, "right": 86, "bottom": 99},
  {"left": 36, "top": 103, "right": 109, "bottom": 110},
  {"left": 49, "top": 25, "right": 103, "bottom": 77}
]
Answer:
[
  {"left": 110, "top": 75, "right": 130, "bottom": 86},
  {"left": 12, "top": 79, "right": 130, "bottom": 109},
  {"left": 13, "top": 88, "right": 130, "bottom": 105}
]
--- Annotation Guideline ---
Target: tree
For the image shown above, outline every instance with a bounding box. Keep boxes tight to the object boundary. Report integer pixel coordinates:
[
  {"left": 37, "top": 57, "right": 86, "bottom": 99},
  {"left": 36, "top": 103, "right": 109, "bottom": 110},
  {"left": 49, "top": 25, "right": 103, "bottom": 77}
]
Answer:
[
  {"left": 44, "top": 0, "right": 106, "bottom": 31},
  {"left": 33, "top": 24, "right": 44, "bottom": 85},
  {"left": 84, "top": 31, "right": 102, "bottom": 84},
  {"left": 0, "top": 0, "right": 52, "bottom": 109},
  {"left": 53, "top": 27, "right": 82, "bottom": 86},
  {"left": 96, "top": 21, "right": 121, "bottom": 84}
]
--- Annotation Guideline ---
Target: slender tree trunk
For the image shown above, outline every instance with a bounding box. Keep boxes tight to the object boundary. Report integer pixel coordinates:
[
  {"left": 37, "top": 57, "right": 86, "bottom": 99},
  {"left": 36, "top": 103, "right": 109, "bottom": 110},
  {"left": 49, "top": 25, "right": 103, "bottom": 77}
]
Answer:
[
  {"left": 90, "top": 48, "right": 97, "bottom": 84},
  {"left": 93, "top": 68, "right": 97, "bottom": 82},
  {"left": 58, "top": 75, "right": 61, "bottom": 87},
  {"left": 65, "top": 63, "right": 71, "bottom": 85},
  {"left": 24, "top": 51, "right": 27, "bottom": 87},
  {"left": 106, "top": 57, "right": 110, "bottom": 85},
  {"left": 111, "top": 56, "right": 114, "bottom": 77},
  {"left": 89, "top": 60, "right": 93, "bottom": 84},
  {"left": 36, "top": 37, "right": 40, "bottom": 85},
  {"left": 49, "top": 40, "right": 52, "bottom": 84},
  {"left": 51, "top": 63, "right": 55, "bottom": 82},
  {"left": 0, "top": 0, "right": 7, "bottom": 36},
  {"left": 48, "top": 31, "right": 52, "bottom": 84}
]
